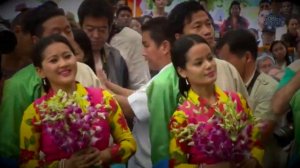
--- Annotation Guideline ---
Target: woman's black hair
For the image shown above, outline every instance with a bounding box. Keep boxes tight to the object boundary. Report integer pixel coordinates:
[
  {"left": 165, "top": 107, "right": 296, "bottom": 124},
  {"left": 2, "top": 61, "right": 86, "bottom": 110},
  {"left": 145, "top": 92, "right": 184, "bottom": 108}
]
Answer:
[
  {"left": 72, "top": 28, "right": 95, "bottom": 72},
  {"left": 269, "top": 40, "right": 293, "bottom": 65},
  {"left": 171, "top": 34, "right": 209, "bottom": 97},
  {"left": 32, "top": 34, "right": 75, "bottom": 92}
]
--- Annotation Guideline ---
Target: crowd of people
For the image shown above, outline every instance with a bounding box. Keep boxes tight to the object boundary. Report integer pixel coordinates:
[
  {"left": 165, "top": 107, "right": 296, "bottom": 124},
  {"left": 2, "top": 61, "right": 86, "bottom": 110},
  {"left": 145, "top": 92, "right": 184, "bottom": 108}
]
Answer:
[{"left": 0, "top": 0, "right": 300, "bottom": 168}]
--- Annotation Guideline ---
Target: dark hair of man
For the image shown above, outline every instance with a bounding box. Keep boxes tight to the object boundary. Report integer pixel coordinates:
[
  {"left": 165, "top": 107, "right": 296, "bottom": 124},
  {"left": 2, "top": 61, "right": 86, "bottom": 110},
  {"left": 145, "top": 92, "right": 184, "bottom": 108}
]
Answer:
[
  {"left": 72, "top": 28, "right": 95, "bottom": 72},
  {"left": 23, "top": 1, "right": 65, "bottom": 37},
  {"left": 116, "top": 5, "right": 132, "bottom": 17},
  {"left": 171, "top": 34, "right": 209, "bottom": 97},
  {"left": 141, "top": 17, "right": 170, "bottom": 47},
  {"left": 32, "top": 34, "right": 75, "bottom": 92},
  {"left": 11, "top": 8, "right": 31, "bottom": 33},
  {"left": 217, "top": 29, "right": 258, "bottom": 60},
  {"left": 167, "top": 1, "right": 213, "bottom": 45},
  {"left": 228, "top": 1, "right": 241, "bottom": 16},
  {"left": 78, "top": 0, "right": 114, "bottom": 27}
]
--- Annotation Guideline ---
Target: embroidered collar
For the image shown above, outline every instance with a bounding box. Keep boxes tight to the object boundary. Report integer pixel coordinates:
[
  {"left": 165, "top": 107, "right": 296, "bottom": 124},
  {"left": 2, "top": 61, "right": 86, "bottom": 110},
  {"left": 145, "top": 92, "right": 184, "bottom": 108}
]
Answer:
[{"left": 186, "top": 85, "right": 229, "bottom": 106}]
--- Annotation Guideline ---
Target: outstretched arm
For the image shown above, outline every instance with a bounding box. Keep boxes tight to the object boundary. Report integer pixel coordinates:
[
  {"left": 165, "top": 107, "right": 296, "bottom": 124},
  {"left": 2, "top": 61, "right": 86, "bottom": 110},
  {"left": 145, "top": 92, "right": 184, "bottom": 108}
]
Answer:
[{"left": 272, "top": 71, "right": 300, "bottom": 115}]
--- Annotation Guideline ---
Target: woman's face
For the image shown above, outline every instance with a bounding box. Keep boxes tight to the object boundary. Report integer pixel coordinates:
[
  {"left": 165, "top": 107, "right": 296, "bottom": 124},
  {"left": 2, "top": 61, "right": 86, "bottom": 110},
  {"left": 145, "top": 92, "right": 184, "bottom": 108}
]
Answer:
[
  {"left": 230, "top": 5, "right": 240, "bottom": 16},
  {"left": 258, "top": 58, "right": 273, "bottom": 73},
  {"left": 178, "top": 43, "right": 217, "bottom": 87},
  {"left": 37, "top": 42, "right": 77, "bottom": 91},
  {"left": 258, "top": 10, "right": 270, "bottom": 29},
  {"left": 287, "top": 18, "right": 299, "bottom": 35},
  {"left": 272, "top": 42, "right": 287, "bottom": 62}
]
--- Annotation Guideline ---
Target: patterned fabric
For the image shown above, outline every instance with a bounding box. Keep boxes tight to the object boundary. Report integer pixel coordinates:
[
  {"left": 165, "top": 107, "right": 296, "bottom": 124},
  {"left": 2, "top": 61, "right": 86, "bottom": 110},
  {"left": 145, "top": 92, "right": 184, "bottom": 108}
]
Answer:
[
  {"left": 19, "top": 83, "right": 136, "bottom": 168},
  {"left": 264, "top": 13, "right": 285, "bottom": 28},
  {"left": 169, "top": 86, "right": 263, "bottom": 166}
]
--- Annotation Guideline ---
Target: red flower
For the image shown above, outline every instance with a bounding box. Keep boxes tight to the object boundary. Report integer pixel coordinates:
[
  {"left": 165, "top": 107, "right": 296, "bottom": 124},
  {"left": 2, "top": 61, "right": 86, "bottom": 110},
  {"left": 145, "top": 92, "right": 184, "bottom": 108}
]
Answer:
[
  {"left": 20, "top": 149, "right": 35, "bottom": 164},
  {"left": 109, "top": 99, "right": 117, "bottom": 113},
  {"left": 117, "top": 114, "right": 128, "bottom": 130}
]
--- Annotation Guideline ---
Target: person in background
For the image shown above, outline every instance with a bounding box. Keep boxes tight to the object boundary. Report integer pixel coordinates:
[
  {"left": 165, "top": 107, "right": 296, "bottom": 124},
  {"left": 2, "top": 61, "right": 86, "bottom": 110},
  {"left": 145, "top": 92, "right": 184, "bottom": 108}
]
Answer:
[
  {"left": 259, "top": 0, "right": 271, "bottom": 12},
  {"left": 258, "top": 9, "right": 271, "bottom": 33},
  {"left": 1, "top": 8, "right": 32, "bottom": 80},
  {"left": 281, "top": 15, "right": 300, "bottom": 48},
  {"left": 72, "top": 28, "right": 94, "bottom": 66},
  {"left": 258, "top": 25, "right": 276, "bottom": 57},
  {"left": 149, "top": 0, "right": 168, "bottom": 18},
  {"left": 19, "top": 34, "right": 136, "bottom": 168},
  {"left": 220, "top": 1, "right": 249, "bottom": 37},
  {"left": 270, "top": 40, "right": 294, "bottom": 69},
  {"left": 264, "top": 0, "right": 285, "bottom": 29},
  {"left": 0, "top": 2, "right": 101, "bottom": 167},
  {"left": 130, "top": 17, "right": 142, "bottom": 34},
  {"left": 109, "top": 5, "right": 151, "bottom": 90},
  {"left": 280, "top": 0, "right": 294, "bottom": 20},
  {"left": 257, "top": 55, "right": 276, "bottom": 74},
  {"left": 217, "top": 29, "right": 279, "bottom": 168},
  {"left": 78, "top": 0, "right": 130, "bottom": 88},
  {"left": 66, "top": 11, "right": 79, "bottom": 29}
]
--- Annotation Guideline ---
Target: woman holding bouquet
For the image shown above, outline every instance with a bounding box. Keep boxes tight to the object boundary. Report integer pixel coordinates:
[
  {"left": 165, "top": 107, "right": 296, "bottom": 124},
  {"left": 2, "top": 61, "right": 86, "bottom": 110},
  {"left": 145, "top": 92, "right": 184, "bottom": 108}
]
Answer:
[
  {"left": 19, "top": 34, "right": 136, "bottom": 168},
  {"left": 169, "top": 34, "right": 262, "bottom": 168}
]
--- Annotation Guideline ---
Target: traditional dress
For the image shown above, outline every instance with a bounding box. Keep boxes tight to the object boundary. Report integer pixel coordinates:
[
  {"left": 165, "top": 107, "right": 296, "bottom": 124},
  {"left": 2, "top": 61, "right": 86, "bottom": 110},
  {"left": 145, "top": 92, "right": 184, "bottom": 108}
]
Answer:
[
  {"left": 19, "top": 83, "right": 136, "bottom": 168},
  {"left": 169, "top": 86, "right": 262, "bottom": 167}
]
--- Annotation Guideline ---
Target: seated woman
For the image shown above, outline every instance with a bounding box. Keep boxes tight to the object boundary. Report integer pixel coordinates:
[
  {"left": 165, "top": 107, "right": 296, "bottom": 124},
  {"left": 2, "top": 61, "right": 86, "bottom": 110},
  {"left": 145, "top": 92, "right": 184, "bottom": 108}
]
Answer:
[
  {"left": 19, "top": 34, "right": 136, "bottom": 168},
  {"left": 269, "top": 40, "right": 294, "bottom": 70},
  {"left": 169, "top": 34, "right": 262, "bottom": 167}
]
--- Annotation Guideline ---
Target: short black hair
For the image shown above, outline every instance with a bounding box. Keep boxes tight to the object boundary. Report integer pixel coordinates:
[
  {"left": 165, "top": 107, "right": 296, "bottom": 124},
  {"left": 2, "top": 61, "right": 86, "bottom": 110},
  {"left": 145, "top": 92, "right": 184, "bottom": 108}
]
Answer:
[
  {"left": 217, "top": 29, "right": 258, "bottom": 60},
  {"left": 171, "top": 34, "right": 209, "bottom": 97},
  {"left": 72, "top": 28, "right": 95, "bottom": 72},
  {"left": 229, "top": 1, "right": 241, "bottom": 15},
  {"left": 167, "top": 1, "right": 212, "bottom": 45},
  {"left": 116, "top": 6, "right": 132, "bottom": 17},
  {"left": 141, "top": 17, "right": 170, "bottom": 47},
  {"left": 23, "top": 1, "right": 65, "bottom": 37},
  {"left": 11, "top": 9, "right": 31, "bottom": 33},
  {"left": 78, "top": 0, "right": 114, "bottom": 27}
]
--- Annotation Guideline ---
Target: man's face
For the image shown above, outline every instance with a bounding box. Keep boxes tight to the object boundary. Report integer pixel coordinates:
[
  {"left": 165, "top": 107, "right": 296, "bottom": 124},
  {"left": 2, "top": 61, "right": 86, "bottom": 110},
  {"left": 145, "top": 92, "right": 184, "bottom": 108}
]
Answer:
[
  {"left": 182, "top": 11, "right": 215, "bottom": 48},
  {"left": 142, "top": 31, "right": 165, "bottom": 71},
  {"left": 116, "top": 10, "right": 132, "bottom": 28},
  {"left": 281, "top": 1, "right": 292, "bottom": 16},
  {"left": 81, "top": 16, "right": 109, "bottom": 52},
  {"left": 218, "top": 44, "right": 247, "bottom": 80},
  {"left": 41, "top": 15, "right": 73, "bottom": 40}
]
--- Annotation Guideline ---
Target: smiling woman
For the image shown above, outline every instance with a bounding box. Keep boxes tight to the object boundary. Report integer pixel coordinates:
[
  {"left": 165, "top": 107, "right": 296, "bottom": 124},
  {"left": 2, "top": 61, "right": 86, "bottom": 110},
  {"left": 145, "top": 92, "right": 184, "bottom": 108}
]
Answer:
[{"left": 19, "top": 34, "right": 136, "bottom": 168}]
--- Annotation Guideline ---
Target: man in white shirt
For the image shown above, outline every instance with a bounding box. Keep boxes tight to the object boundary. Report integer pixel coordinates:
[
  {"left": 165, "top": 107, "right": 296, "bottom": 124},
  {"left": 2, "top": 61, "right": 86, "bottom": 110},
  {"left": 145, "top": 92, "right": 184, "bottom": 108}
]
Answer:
[{"left": 128, "top": 17, "right": 171, "bottom": 168}]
